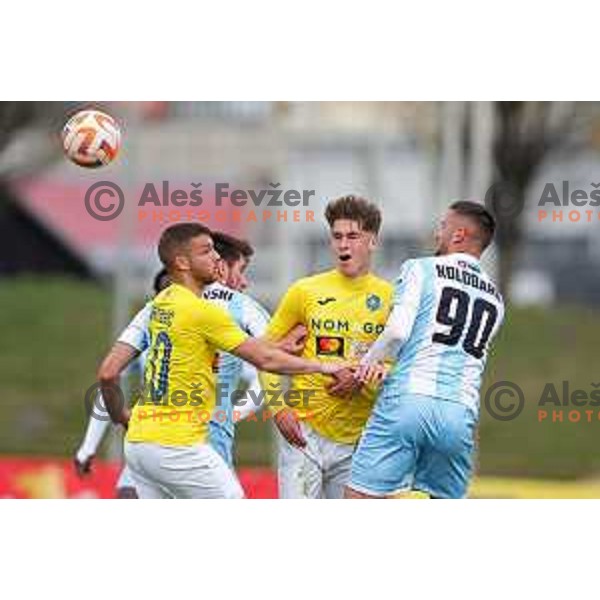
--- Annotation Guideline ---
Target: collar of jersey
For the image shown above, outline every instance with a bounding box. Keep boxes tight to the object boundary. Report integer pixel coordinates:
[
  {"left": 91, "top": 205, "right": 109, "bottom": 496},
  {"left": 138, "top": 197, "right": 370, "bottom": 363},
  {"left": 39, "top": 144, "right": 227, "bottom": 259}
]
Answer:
[
  {"left": 331, "top": 269, "right": 374, "bottom": 289},
  {"left": 170, "top": 282, "right": 200, "bottom": 297},
  {"left": 450, "top": 252, "right": 480, "bottom": 265}
]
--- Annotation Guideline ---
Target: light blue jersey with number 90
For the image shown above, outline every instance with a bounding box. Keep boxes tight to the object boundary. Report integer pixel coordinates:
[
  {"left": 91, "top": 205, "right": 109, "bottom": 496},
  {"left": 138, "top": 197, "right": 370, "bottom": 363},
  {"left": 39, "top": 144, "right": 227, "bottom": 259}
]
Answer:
[{"left": 381, "top": 253, "right": 505, "bottom": 414}]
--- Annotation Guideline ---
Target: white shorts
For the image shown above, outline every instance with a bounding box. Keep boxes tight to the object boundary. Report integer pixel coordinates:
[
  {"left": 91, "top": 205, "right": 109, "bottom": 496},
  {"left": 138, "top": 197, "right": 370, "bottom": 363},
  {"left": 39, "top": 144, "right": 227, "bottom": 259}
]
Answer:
[
  {"left": 277, "top": 421, "right": 354, "bottom": 499},
  {"left": 124, "top": 441, "right": 244, "bottom": 499}
]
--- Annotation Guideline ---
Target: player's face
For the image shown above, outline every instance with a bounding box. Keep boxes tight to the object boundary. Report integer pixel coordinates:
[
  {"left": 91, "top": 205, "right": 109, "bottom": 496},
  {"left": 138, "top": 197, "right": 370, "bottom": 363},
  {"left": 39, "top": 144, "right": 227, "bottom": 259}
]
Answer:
[
  {"left": 226, "top": 256, "right": 249, "bottom": 291},
  {"left": 434, "top": 210, "right": 467, "bottom": 256},
  {"left": 184, "top": 235, "right": 220, "bottom": 284},
  {"left": 330, "top": 219, "right": 376, "bottom": 278},
  {"left": 217, "top": 256, "right": 249, "bottom": 291}
]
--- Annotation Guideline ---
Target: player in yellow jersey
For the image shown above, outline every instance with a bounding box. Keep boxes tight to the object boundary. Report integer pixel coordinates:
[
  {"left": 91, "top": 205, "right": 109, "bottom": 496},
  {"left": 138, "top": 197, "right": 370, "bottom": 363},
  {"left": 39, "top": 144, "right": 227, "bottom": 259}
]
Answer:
[
  {"left": 98, "top": 223, "right": 347, "bottom": 499},
  {"left": 266, "top": 195, "right": 394, "bottom": 498}
]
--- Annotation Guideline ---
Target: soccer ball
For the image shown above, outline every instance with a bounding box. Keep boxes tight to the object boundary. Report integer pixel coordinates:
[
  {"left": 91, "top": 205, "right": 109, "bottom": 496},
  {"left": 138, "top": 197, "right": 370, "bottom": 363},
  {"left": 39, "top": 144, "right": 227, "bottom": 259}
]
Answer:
[{"left": 61, "top": 109, "right": 121, "bottom": 168}]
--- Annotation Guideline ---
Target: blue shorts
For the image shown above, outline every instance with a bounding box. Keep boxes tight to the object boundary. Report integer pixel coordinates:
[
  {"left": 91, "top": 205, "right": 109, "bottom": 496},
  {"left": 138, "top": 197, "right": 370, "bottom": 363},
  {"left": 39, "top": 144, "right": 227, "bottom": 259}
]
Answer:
[
  {"left": 349, "top": 393, "right": 476, "bottom": 499},
  {"left": 208, "top": 421, "right": 234, "bottom": 468}
]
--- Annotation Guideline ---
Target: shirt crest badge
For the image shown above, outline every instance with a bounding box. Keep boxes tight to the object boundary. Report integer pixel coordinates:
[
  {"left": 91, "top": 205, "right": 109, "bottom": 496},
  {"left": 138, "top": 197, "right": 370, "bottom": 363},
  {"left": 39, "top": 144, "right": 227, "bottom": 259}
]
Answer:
[{"left": 366, "top": 294, "right": 381, "bottom": 312}]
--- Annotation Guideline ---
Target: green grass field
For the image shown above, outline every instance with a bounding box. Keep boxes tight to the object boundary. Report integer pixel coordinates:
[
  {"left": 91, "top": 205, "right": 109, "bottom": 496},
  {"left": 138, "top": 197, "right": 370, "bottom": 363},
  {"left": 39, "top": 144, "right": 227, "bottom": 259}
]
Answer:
[{"left": 1, "top": 276, "right": 599, "bottom": 479}]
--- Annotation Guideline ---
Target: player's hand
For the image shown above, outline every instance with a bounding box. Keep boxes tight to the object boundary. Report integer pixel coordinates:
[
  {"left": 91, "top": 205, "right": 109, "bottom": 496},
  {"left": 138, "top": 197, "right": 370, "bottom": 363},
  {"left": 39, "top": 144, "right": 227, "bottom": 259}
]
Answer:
[
  {"left": 354, "top": 362, "right": 388, "bottom": 386},
  {"left": 274, "top": 409, "right": 307, "bottom": 448},
  {"left": 327, "top": 366, "right": 363, "bottom": 397},
  {"left": 319, "top": 361, "right": 352, "bottom": 376},
  {"left": 117, "top": 407, "right": 131, "bottom": 430},
  {"left": 74, "top": 454, "right": 94, "bottom": 478},
  {"left": 278, "top": 324, "right": 308, "bottom": 356}
]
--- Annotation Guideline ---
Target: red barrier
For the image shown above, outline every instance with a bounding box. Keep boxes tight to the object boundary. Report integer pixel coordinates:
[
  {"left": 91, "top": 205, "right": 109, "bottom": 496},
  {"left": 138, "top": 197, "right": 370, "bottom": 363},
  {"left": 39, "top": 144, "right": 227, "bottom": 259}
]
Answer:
[{"left": 0, "top": 457, "right": 277, "bottom": 499}]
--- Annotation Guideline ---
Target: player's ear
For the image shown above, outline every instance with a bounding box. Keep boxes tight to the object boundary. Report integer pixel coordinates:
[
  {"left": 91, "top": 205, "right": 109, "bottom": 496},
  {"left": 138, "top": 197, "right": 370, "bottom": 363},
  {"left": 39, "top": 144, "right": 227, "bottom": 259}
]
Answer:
[
  {"left": 216, "top": 259, "right": 227, "bottom": 280},
  {"left": 368, "top": 234, "right": 378, "bottom": 250},
  {"left": 173, "top": 253, "right": 190, "bottom": 271}
]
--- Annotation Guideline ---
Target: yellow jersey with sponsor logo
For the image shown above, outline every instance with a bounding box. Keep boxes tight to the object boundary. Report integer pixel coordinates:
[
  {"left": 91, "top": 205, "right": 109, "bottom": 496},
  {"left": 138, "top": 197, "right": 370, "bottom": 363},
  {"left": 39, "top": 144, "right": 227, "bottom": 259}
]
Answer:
[
  {"left": 126, "top": 283, "right": 248, "bottom": 446},
  {"left": 266, "top": 269, "right": 393, "bottom": 444}
]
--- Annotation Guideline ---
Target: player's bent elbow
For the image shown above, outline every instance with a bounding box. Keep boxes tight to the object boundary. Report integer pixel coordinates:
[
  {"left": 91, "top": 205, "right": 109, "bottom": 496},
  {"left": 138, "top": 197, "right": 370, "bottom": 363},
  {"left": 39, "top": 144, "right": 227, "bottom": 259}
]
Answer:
[{"left": 97, "top": 359, "right": 119, "bottom": 384}]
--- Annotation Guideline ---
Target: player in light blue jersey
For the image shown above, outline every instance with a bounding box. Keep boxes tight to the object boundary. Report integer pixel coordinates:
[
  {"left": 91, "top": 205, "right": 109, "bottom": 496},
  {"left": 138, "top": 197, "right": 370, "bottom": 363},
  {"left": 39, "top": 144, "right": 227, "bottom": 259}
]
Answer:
[
  {"left": 200, "top": 231, "right": 272, "bottom": 466},
  {"left": 346, "top": 201, "right": 504, "bottom": 499}
]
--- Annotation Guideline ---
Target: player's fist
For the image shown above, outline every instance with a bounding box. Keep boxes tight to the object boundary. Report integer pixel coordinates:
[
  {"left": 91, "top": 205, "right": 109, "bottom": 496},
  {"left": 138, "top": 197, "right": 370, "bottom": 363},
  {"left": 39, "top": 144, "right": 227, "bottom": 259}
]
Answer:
[
  {"left": 274, "top": 409, "right": 307, "bottom": 448},
  {"left": 279, "top": 324, "right": 308, "bottom": 355},
  {"left": 354, "top": 362, "right": 388, "bottom": 386},
  {"left": 74, "top": 454, "right": 94, "bottom": 478},
  {"left": 327, "top": 366, "right": 362, "bottom": 397}
]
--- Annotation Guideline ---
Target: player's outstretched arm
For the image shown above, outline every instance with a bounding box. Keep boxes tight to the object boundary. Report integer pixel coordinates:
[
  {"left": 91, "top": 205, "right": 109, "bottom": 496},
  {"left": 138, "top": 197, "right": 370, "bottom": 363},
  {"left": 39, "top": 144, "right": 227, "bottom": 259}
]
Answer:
[
  {"left": 97, "top": 342, "right": 140, "bottom": 426},
  {"left": 233, "top": 337, "right": 344, "bottom": 376}
]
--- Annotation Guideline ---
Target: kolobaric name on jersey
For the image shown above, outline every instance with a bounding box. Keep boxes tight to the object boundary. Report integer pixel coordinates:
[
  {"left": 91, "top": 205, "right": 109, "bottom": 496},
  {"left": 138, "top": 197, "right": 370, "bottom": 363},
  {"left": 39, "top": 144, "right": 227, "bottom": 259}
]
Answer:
[{"left": 435, "top": 265, "right": 501, "bottom": 301}]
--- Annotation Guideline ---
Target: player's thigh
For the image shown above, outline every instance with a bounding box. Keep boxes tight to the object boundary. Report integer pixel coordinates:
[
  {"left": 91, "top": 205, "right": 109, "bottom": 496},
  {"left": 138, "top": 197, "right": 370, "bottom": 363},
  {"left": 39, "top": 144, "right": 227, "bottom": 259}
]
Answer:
[
  {"left": 277, "top": 423, "right": 323, "bottom": 499},
  {"left": 123, "top": 442, "right": 173, "bottom": 499},
  {"left": 166, "top": 444, "right": 244, "bottom": 499},
  {"left": 414, "top": 401, "right": 476, "bottom": 499},
  {"left": 128, "top": 472, "right": 171, "bottom": 499},
  {"left": 322, "top": 439, "right": 354, "bottom": 499},
  {"left": 348, "top": 396, "right": 419, "bottom": 497}
]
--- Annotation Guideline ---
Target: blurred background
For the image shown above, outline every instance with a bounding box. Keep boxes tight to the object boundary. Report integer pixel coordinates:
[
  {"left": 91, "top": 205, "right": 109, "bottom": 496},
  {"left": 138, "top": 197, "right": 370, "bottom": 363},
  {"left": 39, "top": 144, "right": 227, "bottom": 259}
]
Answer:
[{"left": 1, "top": 101, "right": 600, "bottom": 498}]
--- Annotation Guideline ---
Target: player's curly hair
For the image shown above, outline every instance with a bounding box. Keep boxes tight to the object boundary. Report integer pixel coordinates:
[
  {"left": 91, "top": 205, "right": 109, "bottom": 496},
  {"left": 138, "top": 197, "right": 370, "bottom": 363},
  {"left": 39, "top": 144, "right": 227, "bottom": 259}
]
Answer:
[{"left": 325, "top": 195, "right": 382, "bottom": 234}]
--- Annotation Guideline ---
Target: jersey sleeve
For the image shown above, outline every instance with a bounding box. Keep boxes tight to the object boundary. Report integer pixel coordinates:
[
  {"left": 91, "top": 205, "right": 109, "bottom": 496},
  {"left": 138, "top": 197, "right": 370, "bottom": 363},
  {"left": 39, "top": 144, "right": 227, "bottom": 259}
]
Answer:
[
  {"left": 361, "top": 260, "right": 423, "bottom": 364},
  {"left": 199, "top": 301, "right": 249, "bottom": 352},
  {"left": 76, "top": 390, "right": 111, "bottom": 460},
  {"left": 392, "top": 259, "right": 422, "bottom": 310},
  {"left": 117, "top": 303, "right": 152, "bottom": 352},
  {"left": 265, "top": 282, "right": 305, "bottom": 340}
]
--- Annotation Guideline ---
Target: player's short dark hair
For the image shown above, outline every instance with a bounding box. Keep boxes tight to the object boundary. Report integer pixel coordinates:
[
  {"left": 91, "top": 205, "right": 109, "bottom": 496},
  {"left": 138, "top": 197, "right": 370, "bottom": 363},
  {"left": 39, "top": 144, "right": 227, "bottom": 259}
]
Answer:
[
  {"left": 157, "top": 223, "right": 212, "bottom": 268},
  {"left": 153, "top": 268, "right": 171, "bottom": 294},
  {"left": 212, "top": 231, "right": 254, "bottom": 265},
  {"left": 325, "top": 195, "right": 382, "bottom": 234},
  {"left": 449, "top": 200, "right": 496, "bottom": 250}
]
